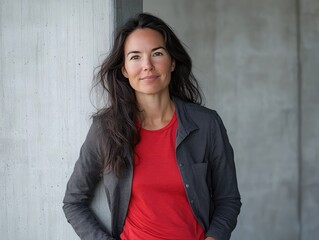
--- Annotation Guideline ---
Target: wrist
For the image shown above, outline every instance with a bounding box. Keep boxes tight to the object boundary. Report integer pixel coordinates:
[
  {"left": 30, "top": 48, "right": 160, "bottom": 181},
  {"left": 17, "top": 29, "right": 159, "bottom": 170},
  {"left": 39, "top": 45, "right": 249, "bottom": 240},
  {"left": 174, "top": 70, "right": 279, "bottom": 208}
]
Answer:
[{"left": 205, "top": 237, "right": 217, "bottom": 240}]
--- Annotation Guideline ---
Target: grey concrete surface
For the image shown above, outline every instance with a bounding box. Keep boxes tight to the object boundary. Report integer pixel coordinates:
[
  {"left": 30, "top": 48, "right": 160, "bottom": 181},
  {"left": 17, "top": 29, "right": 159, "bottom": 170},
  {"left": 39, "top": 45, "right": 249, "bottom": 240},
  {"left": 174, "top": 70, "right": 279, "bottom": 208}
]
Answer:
[
  {"left": 300, "top": 0, "right": 319, "bottom": 239},
  {"left": 115, "top": 0, "right": 143, "bottom": 27},
  {"left": 144, "top": 0, "right": 318, "bottom": 239},
  {"left": 0, "top": 0, "right": 114, "bottom": 239}
]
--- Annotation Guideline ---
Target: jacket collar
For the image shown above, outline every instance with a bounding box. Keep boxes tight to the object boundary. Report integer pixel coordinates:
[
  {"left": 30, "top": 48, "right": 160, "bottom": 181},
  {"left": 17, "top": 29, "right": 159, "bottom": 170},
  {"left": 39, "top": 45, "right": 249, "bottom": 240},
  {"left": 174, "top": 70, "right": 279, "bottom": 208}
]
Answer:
[{"left": 172, "top": 97, "right": 199, "bottom": 148}]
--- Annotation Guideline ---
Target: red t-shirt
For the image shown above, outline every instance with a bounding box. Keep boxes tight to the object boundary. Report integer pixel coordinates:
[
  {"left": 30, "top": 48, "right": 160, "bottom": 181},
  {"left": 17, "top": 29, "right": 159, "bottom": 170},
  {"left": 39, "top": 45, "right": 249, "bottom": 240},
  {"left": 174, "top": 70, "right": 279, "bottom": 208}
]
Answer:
[{"left": 120, "top": 112, "right": 205, "bottom": 240}]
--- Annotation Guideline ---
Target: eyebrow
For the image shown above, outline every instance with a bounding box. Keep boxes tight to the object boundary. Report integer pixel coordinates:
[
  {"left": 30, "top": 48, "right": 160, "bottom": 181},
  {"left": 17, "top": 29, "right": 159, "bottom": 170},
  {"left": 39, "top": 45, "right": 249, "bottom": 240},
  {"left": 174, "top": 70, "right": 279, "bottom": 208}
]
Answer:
[{"left": 126, "top": 46, "right": 167, "bottom": 56}]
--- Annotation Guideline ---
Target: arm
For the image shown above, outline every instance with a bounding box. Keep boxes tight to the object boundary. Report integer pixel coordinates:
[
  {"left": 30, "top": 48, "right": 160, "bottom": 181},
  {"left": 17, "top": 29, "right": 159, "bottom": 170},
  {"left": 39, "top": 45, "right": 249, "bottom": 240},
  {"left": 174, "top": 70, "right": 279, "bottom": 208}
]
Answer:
[
  {"left": 62, "top": 121, "right": 115, "bottom": 240},
  {"left": 206, "top": 112, "right": 242, "bottom": 240}
]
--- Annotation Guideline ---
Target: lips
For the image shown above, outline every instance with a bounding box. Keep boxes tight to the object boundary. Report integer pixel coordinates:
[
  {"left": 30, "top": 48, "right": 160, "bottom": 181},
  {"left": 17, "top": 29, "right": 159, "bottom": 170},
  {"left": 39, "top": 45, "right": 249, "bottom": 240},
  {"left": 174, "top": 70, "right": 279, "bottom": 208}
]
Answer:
[{"left": 140, "top": 75, "right": 159, "bottom": 80}]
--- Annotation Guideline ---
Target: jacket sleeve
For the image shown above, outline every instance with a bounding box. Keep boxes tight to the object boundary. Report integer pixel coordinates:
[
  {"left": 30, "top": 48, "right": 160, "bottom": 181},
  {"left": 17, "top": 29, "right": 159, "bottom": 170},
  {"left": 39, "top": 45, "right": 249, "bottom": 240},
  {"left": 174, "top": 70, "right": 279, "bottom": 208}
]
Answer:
[
  {"left": 206, "top": 112, "right": 242, "bottom": 240},
  {"left": 62, "top": 120, "right": 115, "bottom": 240}
]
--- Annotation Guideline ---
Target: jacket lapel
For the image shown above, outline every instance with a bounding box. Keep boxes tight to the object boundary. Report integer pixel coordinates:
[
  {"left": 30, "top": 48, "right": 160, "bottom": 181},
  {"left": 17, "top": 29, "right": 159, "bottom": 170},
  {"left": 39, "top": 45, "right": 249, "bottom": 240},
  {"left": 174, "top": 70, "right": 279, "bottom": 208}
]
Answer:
[{"left": 173, "top": 97, "right": 199, "bottom": 148}]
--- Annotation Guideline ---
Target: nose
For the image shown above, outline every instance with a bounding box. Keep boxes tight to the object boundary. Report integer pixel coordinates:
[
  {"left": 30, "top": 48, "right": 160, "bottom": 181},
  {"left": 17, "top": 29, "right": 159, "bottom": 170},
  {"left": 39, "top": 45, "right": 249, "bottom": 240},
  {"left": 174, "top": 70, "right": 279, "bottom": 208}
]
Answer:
[{"left": 143, "top": 56, "right": 153, "bottom": 71}]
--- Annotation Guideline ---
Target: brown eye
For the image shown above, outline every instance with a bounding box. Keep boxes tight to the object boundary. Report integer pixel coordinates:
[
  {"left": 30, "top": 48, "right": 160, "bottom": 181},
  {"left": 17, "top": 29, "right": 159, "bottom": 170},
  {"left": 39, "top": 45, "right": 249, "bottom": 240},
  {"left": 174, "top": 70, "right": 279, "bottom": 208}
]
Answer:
[
  {"left": 130, "top": 55, "right": 140, "bottom": 60},
  {"left": 153, "top": 51, "right": 164, "bottom": 57}
]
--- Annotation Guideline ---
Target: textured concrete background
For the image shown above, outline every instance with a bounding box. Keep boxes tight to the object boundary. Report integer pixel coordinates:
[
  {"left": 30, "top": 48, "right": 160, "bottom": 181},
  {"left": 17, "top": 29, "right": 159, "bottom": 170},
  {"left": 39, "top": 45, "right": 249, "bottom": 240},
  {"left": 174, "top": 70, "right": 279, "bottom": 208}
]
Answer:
[
  {"left": 0, "top": 0, "right": 114, "bottom": 239},
  {"left": 144, "top": 0, "right": 318, "bottom": 240},
  {"left": 300, "top": 0, "right": 319, "bottom": 238},
  {"left": 1, "top": 0, "right": 318, "bottom": 240}
]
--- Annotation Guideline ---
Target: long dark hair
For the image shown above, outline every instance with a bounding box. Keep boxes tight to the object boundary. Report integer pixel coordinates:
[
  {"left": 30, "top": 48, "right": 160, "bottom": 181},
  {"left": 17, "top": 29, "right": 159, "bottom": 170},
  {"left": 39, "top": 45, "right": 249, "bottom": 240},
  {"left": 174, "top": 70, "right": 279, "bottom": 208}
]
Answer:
[{"left": 94, "top": 13, "right": 202, "bottom": 177}]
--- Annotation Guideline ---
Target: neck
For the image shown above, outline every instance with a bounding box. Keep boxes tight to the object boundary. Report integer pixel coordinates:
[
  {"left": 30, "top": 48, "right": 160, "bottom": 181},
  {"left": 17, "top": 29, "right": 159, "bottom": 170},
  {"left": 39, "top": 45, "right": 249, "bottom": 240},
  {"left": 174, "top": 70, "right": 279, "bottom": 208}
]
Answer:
[{"left": 136, "top": 93, "right": 175, "bottom": 130}]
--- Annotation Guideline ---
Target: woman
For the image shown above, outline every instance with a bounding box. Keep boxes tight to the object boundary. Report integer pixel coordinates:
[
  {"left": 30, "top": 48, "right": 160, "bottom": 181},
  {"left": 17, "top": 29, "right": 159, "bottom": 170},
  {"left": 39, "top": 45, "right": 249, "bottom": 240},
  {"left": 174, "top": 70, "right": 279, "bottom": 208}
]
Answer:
[{"left": 63, "top": 13, "right": 241, "bottom": 240}]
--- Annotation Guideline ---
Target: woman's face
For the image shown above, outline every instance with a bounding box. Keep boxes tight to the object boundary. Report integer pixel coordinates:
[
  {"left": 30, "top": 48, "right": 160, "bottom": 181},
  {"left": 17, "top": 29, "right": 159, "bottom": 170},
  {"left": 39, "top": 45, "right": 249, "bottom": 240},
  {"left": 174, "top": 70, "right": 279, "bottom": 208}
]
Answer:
[{"left": 122, "top": 28, "right": 175, "bottom": 99}]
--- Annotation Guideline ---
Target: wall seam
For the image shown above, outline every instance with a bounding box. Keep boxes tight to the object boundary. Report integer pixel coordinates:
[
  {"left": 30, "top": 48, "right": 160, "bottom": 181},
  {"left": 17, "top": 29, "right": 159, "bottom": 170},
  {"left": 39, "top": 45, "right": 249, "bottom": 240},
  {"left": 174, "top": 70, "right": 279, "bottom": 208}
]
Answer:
[
  {"left": 296, "top": 0, "right": 303, "bottom": 239},
  {"left": 114, "top": 0, "right": 143, "bottom": 28}
]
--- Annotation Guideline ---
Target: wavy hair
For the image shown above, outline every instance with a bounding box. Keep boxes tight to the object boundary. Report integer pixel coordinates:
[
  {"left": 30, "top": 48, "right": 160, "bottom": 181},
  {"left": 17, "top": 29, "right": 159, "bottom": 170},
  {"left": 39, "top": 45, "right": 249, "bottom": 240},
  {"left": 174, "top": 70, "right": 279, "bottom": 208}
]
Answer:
[{"left": 94, "top": 13, "right": 203, "bottom": 177}]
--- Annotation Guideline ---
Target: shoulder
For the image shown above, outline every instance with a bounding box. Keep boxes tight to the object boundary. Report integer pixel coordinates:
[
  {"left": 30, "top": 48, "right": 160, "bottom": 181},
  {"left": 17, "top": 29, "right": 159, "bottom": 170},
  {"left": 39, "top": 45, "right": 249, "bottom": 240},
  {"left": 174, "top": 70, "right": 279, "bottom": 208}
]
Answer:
[
  {"left": 174, "top": 97, "right": 221, "bottom": 125},
  {"left": 82, "top": 116, "right": 107, "bottom": 156},
  {"left": 88, "top": 116, "right": 103, "bottom": 139},
  {"left": 184, "top": 101, "right": 217, "bottom": 117},
  {"left": 90, "top": 108, "right": 112, "bottom": 137}
]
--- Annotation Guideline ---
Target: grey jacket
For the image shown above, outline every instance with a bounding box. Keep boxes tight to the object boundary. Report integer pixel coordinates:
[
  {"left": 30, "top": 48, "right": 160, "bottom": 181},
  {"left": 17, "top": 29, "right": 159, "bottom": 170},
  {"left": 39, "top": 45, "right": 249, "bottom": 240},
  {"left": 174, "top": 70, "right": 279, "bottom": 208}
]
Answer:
[{"left": 63, "top": 97, "right": 241, "bottom": 240}]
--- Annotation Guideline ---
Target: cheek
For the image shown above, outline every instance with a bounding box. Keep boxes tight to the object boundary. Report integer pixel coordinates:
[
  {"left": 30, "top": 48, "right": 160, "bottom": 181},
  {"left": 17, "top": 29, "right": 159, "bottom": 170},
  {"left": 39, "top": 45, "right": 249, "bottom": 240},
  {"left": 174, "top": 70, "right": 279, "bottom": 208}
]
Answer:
[
  {"left": 155, "top": 59, "right": 174, "bottom": 71},
  {"left": 125, "top": 63, "right": 141, "bottom": 77}
]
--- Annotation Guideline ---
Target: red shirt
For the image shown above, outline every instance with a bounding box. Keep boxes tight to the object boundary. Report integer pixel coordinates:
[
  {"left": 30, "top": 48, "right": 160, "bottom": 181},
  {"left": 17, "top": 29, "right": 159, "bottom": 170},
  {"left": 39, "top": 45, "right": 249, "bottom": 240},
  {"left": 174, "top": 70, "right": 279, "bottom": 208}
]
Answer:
[{"left": 120, "top": 112, "right": 205, "bottom": 240}]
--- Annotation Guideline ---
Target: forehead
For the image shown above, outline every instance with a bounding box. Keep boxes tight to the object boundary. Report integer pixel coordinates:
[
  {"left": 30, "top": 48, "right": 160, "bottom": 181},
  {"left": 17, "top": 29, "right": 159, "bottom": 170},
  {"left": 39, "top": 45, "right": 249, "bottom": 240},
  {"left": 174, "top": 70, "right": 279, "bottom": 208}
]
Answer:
[{"left": 124, "top": 28, "right": 165, "bottom": 52}]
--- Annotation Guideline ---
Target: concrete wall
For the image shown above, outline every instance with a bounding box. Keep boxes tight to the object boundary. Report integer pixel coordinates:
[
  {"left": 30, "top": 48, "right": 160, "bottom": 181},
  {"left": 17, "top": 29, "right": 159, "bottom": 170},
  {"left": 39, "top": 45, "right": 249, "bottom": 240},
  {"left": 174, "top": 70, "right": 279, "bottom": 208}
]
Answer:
[
  {"left": 0, "top": 0, "right": 114, "bottom": 239},
  {"left": 144, "top": 0, "right": 318, "bottom": 240},
  {"left": 300, "top": 0, "right": 319, "bottom": 238}
]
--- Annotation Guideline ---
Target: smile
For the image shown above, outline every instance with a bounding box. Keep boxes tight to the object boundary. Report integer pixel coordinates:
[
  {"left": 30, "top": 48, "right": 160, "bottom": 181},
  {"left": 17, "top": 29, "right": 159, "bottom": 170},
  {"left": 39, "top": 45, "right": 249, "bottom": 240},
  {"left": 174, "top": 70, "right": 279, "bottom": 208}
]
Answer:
[{"left": 140, "top": 75, "right": 159, "bottom": 80}]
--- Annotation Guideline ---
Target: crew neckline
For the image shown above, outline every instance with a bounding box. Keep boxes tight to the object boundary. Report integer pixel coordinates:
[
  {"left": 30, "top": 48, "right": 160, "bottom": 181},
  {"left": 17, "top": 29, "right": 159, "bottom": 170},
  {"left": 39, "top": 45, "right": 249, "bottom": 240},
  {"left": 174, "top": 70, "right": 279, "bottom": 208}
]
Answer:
[{"left": 139, "top": 111, "right": 177, "bottom": 133}]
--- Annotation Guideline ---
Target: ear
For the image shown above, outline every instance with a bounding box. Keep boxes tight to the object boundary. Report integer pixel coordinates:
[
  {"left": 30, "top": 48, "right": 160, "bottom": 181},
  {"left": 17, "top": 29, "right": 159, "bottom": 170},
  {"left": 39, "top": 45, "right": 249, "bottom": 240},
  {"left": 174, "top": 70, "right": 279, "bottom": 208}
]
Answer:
[
  {"left": 122, "top": 66, "right": 128, "bottom": 78},
  {"left": 171, "top": 60, "right": 176, "bottom": 72}
]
